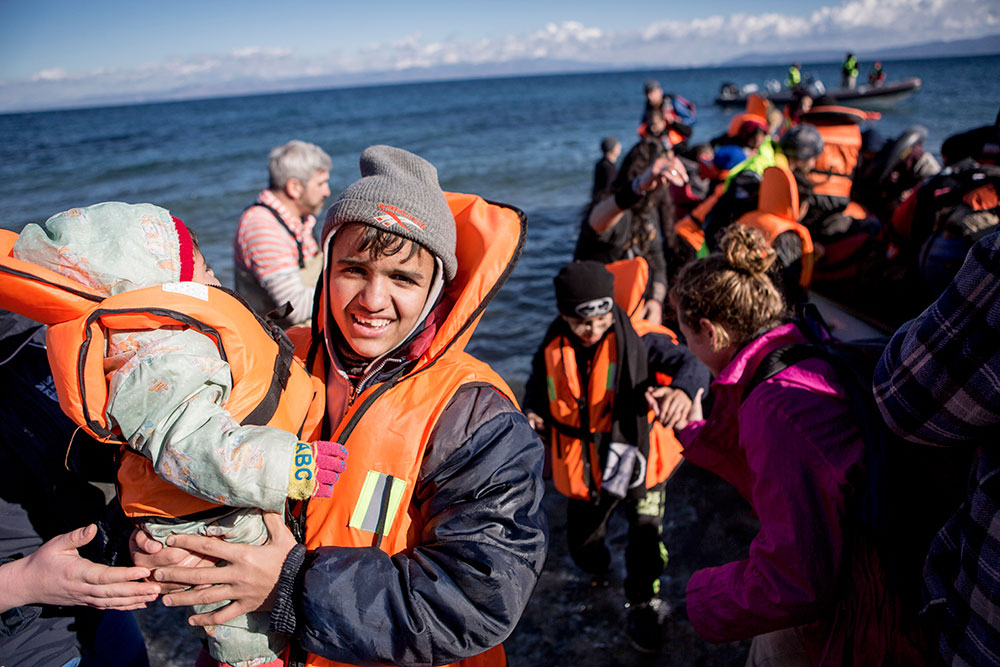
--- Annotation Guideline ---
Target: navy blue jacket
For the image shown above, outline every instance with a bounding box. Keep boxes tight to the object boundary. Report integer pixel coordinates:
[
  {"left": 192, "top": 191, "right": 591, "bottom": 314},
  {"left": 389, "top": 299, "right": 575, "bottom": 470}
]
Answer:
[{"left": 272, "top": 386, "right": 548, "bottom": 666}]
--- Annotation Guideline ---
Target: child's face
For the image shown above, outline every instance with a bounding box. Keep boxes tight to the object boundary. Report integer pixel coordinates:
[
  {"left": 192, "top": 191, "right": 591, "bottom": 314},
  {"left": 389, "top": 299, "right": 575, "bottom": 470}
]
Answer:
[
  {"left": 562, "top": 312, "right": 614, "bottom": 348},
  {"left": 326, "top": 224, "right": 435, "bottom": 361},
  {"left": 192, "top": 250, "right": 221, "bottom": 287}
]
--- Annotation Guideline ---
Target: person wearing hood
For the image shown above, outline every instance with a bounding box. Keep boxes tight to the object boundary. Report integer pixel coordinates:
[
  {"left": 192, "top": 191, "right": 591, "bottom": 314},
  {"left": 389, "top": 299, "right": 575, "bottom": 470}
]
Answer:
[
  {"left": 138, "top": 146, "right": 548, "bottom": 667},
  {"left": 8, "top": 203, "right": 347, "bottom": 667}
]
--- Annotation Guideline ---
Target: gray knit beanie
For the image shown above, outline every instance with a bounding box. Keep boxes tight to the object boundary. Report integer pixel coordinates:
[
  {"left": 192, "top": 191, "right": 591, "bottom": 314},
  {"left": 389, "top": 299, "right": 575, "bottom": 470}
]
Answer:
[{"left": 323, "top": 145, "right": 457, "bottom": 281}]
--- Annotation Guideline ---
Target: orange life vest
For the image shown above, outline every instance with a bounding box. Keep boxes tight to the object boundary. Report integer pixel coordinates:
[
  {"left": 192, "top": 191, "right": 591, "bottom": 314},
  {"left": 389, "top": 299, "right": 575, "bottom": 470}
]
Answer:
[
  {"left": 736, "top": 166, "right": 815, "bottom": 287},
  {"left": 299, "top": 192, "right": 525, "bottom": 667},
  {"left": 675, "top": 182, "right": 727, "bottom": 251},
  {"left": 0, "top": 229, "right": 326, "bottom": 519},
  {"left": 543, "top": 257, "right": 683, "bottom": 501},
  {"left": 799, "top": 106, "right": 872, "bottom": 205},
  {"left": 745, "top": 93, "right": 770, "bottom": 119}
]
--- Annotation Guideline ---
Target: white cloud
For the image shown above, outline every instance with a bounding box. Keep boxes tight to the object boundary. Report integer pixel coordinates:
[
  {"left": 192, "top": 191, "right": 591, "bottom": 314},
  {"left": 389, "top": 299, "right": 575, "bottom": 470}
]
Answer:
[
  {"left": 3, "top": 0, "right": 997, "bottom": 110},
  {"left": 31, "top": 68, "right": 72, "bottom": 82},
  {"left": 232, "top": 47, "right": 292, "bottom": 59}
]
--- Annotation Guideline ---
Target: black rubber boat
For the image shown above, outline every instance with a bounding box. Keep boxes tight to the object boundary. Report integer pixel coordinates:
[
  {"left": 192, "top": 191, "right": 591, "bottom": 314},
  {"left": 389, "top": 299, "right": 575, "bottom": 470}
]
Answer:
[{"left": 715, "top": 77, "right": 922, "bottom": 110}]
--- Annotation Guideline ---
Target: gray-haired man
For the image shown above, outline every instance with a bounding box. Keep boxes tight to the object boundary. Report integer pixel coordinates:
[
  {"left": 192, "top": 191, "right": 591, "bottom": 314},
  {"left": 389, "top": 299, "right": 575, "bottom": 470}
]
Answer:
[{"left": 233, "top": 139, "right": 331, "bottom": 326}]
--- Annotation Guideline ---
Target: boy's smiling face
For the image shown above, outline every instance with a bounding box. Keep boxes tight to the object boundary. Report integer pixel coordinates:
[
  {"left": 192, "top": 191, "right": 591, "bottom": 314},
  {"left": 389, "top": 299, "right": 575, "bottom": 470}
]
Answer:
[{"left": 327, "top": 223, "right": 434, "bottom": 361}]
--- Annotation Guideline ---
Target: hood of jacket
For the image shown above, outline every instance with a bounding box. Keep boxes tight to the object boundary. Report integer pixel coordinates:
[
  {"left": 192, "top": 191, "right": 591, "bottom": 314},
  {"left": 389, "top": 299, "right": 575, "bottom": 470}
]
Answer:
[{"left": 12, "top": 202, "right": 191, "bottom": 297}]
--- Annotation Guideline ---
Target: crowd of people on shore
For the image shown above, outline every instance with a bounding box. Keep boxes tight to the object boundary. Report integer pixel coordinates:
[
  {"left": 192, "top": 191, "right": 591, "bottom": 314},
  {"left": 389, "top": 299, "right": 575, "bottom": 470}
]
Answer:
[{"left": 0, "top": 74, "right": 999, "bottom": 667}]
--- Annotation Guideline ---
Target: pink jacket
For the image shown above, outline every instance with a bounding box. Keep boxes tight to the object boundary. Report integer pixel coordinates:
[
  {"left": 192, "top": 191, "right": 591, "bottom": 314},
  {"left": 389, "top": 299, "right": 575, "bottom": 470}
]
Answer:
[{"left": 678, "top": 322, "right": 927, "bottom": 664}]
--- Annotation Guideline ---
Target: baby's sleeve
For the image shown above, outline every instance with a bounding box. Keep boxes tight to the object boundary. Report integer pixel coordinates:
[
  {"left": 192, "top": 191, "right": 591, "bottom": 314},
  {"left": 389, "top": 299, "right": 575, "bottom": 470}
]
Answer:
[{"left": 106, "top": 328, "right": 298, "bottom": 512}]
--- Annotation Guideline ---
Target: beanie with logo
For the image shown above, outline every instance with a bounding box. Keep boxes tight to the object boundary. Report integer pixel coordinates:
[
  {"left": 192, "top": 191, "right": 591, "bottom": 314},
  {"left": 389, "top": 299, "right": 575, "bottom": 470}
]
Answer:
[{"left": 323, "top": 145, "right": 457, "bottom": 282}]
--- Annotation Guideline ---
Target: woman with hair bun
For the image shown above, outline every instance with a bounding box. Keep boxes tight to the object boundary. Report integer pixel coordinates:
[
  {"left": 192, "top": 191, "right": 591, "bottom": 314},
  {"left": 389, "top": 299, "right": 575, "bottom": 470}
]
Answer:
[{"left": 669, "top": 225, "right": 929, "bottom": 664}]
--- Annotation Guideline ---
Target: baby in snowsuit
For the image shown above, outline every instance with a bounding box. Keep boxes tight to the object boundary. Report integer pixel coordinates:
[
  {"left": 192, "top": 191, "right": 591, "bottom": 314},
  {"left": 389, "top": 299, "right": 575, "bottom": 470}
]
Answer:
[{"left": 11, "top": 202, "right": 345, "bottom": 667}]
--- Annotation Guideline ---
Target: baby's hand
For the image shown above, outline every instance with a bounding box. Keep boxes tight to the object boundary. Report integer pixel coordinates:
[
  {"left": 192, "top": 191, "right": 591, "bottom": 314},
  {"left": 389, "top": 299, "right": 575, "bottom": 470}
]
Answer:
[
  {"left": 288, "top": 441, "right": 348, "bottom": 500},
  {"left": 312, "top": 441, "right": 348, "bottom": 498}
]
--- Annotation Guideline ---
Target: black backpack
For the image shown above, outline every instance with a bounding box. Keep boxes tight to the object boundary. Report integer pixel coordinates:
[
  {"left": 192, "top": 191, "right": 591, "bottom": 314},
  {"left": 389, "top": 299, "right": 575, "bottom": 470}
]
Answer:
[{"left": 742, "top": 309, "right": 972, "bottom": 603}]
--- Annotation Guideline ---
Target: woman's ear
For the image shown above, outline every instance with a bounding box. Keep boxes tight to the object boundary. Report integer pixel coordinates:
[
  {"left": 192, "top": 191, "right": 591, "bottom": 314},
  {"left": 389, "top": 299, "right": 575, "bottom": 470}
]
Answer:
[{"left": 700, "top": 317, "right": 722, "bottom": 351}]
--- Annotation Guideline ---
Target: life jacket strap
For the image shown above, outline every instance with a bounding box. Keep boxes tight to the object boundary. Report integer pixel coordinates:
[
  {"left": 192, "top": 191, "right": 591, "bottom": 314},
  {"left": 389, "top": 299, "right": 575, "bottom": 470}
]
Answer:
[
  {"left": 242, "top": 323, "right": 295, "bottom": 427},
  {"left": 245, "top": 202, "right": 306, "bottom": 269}
]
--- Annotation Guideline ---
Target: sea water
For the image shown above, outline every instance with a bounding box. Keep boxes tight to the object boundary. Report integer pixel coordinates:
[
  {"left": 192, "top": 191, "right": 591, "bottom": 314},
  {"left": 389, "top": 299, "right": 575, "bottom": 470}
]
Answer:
[{"left": 2, "top": 54, "right": 997, "bottom": 385}]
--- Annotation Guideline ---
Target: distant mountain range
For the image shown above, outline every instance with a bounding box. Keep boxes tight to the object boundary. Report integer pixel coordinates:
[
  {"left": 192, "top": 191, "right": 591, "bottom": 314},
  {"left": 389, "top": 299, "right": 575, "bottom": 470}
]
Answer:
[
  {"left": 156, "top": 33, "right": 1000, "bottom": 101},
  {"left": 6, "top": 33, "right": 998, "bottom": 113},
  {"left": 720, "top": 33, "right": 1000, "bottom": 66}
]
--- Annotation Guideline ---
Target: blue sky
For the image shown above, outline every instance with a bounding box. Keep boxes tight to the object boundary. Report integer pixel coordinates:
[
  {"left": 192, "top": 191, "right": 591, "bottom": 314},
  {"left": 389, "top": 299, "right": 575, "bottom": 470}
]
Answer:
[{"left": 1, "top": 0, "right": 997, "bottom": 111}]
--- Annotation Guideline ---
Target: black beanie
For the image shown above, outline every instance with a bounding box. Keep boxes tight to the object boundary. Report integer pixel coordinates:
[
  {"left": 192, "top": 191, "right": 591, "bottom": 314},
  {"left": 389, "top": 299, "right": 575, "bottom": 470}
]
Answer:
[{"left": 554, "top": 261, "right": 615, "bottom": 318}]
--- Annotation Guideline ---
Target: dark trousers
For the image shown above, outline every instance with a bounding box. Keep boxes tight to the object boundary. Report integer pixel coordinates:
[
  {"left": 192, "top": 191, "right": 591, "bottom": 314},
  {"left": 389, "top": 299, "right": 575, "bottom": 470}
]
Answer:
[{"left": 566, "top": 482, "right": 668, "bottom": 604}]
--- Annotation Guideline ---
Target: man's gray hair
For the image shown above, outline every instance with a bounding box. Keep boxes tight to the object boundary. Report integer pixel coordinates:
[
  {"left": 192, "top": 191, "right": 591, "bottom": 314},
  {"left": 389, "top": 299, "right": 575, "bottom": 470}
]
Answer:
[{"left": 268, "top": 140, "right": 332, "bottom": 190}]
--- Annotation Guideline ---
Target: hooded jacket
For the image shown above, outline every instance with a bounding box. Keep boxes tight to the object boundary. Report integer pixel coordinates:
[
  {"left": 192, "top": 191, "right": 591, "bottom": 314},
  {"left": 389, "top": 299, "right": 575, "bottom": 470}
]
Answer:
[
  {"left": 273, "top": 193, "right": 548, "bottom": 667},
  {"left": 678, "top": 322, "right": 926, "bottom": 664}
]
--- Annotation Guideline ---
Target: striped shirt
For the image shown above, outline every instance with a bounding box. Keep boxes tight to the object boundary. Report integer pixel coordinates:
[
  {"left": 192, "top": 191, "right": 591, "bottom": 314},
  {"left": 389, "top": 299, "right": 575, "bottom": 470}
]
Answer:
[
  {"left": 874, "top": 230, "right": 1000, "bottom": 665},
  {"left": 233, "top": 190, "right": 320, "bottom": 324},
  {"left": 234, "top": 189, "right": 319, "bottom": 279}
]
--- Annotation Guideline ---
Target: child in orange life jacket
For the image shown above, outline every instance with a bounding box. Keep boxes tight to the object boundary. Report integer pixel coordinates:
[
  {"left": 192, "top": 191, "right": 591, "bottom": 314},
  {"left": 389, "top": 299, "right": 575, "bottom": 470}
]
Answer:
[
  {"left": 522, "top": 259, "right": 711, "bottom": 653},
  {"left": 10, "top": 202, "right": 347, "bottom": 667}
]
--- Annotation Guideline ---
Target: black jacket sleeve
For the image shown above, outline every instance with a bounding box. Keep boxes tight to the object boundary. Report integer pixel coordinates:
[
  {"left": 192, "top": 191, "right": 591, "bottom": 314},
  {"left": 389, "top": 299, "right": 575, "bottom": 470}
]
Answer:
[
  {"left": 284, "top": 386, "right": 548, "bottom": 666},
  {"left": 644, "top": 219, "right": 668, "bottom": 299},
  {"left": 643, "top": 332, "right": 712, "bottom": 400}
]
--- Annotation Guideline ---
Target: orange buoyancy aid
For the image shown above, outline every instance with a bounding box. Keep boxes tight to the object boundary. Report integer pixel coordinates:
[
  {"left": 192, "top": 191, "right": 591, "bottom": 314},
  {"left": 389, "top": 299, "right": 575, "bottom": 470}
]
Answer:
[
  {"left": 800, "top": 106, "right": 869, "bottom": 205},
  {"left": 736, "top": 166, "right": 815, "bottom": 287},
  {"left": 544, "top": 257, "right": 683, "bottom": 501},
  {"left": 675, "top": 181, "right": 727, "bottom": 251},
  {"left": 300, "top": 192, "right": 526, "bottom": 667},
  {"left": 0, "top": 229, "right": 326, "bottom": 519},
  {"left": 745, "top": 93, "right": 770, "bottom": 120}
]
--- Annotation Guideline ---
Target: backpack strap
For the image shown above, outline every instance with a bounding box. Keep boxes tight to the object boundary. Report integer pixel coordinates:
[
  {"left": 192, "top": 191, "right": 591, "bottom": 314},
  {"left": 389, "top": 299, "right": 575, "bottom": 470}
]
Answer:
[{"left": 742, "top": 344, "right": 825, "bottom": 402}]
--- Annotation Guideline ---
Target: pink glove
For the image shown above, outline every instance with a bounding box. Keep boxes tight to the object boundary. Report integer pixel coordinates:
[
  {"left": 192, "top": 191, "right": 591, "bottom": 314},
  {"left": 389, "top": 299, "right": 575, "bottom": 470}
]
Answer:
[{"left": 312, "top": 441, "right": 348, "bottom": 498}]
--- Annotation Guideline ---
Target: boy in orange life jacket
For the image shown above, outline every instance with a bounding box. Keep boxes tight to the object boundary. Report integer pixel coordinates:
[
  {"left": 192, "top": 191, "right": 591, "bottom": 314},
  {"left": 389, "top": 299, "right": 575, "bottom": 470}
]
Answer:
[
  {"left": 522, "top": 260, "right": 711, "bottom": 653},
  {"left": 144, "top": 146, "right": 548, "bottom": 667},
  {"left": 10, "top": 203, "right": 347, "bottom": 667}
]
